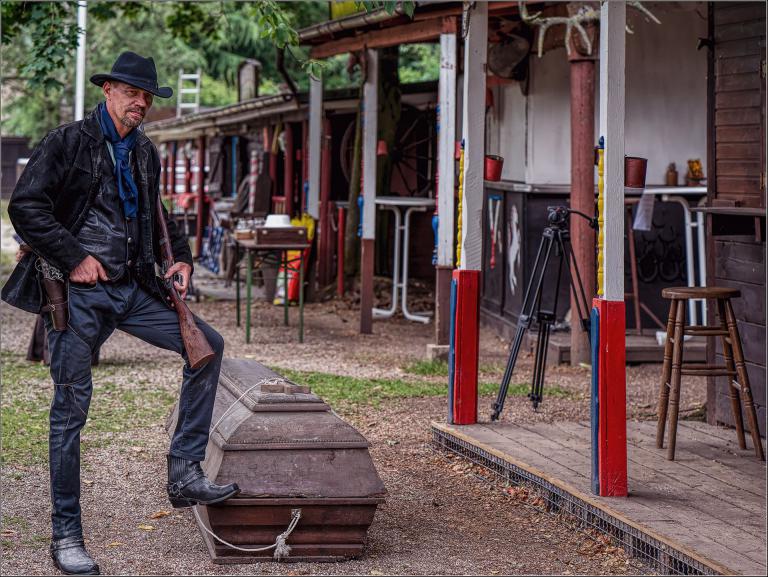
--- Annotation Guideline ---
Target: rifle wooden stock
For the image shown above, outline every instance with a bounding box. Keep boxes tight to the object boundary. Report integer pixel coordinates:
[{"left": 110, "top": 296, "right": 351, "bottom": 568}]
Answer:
[{"left": 155, "top": 195, "right": 215, "bottom": 369}]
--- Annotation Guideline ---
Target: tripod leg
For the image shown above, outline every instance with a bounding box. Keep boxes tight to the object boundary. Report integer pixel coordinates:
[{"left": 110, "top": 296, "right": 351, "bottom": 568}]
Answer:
[
  {"left": 530, "top": 314, "right": 554, "bottom": 409},
  {"left": 491, "top": 233, "right": 555, "bottom": 421},
  {"left": 528, "top": 239, "right": 565, "bottom": 409},
  {"left": 491, "top": 320, "right": 529, "bottom": 421}
]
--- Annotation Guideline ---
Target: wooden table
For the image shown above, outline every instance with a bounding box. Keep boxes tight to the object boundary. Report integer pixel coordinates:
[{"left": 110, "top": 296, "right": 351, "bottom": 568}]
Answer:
[{"left": 234, "top": 238, "right": 311, "bottom": 344}]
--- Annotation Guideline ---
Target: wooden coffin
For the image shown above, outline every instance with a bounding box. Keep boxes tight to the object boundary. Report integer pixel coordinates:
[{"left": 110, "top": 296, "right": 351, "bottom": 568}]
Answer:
[{"left": 166, "top": 359, "right": 386, "bottom": 563}]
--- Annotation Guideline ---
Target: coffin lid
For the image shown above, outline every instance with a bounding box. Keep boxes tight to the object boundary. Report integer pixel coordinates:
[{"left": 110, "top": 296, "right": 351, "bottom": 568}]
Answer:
[
  {"left": 209, "top": 358, "right": 369, "bottom": 450},
  {"left": 197, "top": 359, "right": 387, "bottom": 498}
]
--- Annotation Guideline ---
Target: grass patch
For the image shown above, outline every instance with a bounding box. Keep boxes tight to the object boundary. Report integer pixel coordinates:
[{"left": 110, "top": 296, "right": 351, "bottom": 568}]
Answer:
[
  {"left": 272, "top": 366, "right": 573, "bottom": 408},
  {"left": 1, "top": 351, "right": 175, "bottom": 466},
  {"left": 0, "top": 250, "right": 16, "bottom": 276},
  {"left": 2, "top": 515, "right": 30, "bottom": 531},
  {"left": 403, "top": 359, "right": 449, "bottom": 377}
]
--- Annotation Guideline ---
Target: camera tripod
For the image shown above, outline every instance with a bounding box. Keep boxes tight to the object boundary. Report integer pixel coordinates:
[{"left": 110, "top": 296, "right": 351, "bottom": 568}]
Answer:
[{"left": 490, "top": 207, "right": 596, "bottom": 420}]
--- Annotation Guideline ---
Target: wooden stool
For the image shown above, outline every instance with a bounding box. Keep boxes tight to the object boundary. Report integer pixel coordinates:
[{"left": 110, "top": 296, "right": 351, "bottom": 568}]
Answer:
[{"left": 656, "top": 287, "right": 765, "bottom": 461}]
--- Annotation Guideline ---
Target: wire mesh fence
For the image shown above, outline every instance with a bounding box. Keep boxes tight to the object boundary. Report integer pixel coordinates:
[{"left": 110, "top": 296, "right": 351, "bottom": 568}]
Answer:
[{"left": 431, "top": 427, "right": 715, "bottom": 576}]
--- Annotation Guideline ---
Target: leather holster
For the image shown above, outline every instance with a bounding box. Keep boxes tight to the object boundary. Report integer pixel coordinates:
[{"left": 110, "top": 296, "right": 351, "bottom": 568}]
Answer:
[{"left": 41, "top": 277, "right": 68, "bottom": 331}]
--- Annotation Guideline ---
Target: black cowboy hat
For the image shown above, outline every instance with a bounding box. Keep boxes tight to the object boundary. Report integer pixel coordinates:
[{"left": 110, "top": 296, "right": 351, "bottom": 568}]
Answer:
[{"left": 90, "top": 51, "right": 173, "bottom": 98}]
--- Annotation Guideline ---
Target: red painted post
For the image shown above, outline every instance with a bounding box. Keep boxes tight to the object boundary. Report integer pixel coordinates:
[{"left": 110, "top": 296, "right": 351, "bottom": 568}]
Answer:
[
  {"left": 284, "top": 123, "right": 294, "bottom": 218},
  {"left": 569, "top": 48, "right": 597, "bottom": 367},
  {"left": 595, "top": 297, "right": 627, "bottom": 496},
  {"left": 452, "top": 269, "right": 480, "bottom": 425}
]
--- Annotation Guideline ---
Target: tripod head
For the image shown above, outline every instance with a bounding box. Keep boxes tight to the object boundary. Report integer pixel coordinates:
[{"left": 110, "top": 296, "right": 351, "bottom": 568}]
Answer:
[{"left": 546, "top": 206, "right": 598, "bottom": 230}]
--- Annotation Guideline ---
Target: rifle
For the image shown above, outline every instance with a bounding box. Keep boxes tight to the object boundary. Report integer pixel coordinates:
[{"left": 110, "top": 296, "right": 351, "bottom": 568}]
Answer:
[{"left": 155, "top": 195, "right": 215, "bottom": 369}]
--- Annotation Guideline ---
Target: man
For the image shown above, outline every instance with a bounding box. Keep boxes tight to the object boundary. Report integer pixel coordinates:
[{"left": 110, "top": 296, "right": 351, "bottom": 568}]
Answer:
[{"left": 2, "top": 52, "right": 239, "bottom": 576}]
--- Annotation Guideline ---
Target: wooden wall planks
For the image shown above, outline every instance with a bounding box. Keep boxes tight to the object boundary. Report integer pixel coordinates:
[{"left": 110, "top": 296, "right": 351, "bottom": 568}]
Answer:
[{"left": 707, "top": 2, "right": 765, "bottom": 436}]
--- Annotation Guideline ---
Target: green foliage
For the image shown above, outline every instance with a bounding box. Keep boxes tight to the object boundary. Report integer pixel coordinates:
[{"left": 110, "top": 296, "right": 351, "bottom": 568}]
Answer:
[
  {"left": 0, "top": 1, "right": 80, "bottom": 91},
  {"left": 1, "top": 0, "right": 425, "bottom": 139},
  {"left": 358, "top": 1, "right": 416, "bottom": 18},
  {"left": 404, "top": 359, "right": 450, "bottom": 377},
  {"left": 399, "top": 43, "right": 439, "bottom": 83}
]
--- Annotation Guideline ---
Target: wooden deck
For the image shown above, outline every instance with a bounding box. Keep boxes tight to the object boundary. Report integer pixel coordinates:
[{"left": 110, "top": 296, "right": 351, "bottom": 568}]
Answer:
[
  {"left": 432, "top": 420, "right": 766, "bottom": 575},
  {"left": 546, "top": 332, "right": 707, "bottom": 365}
]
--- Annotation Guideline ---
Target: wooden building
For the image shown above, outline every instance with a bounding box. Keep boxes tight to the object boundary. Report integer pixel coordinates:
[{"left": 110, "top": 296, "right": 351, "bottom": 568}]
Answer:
[
  {"left": 705, "top": 1, "right": 766, "bottom": 435},
  {"left": 1, "top": 136, "right": 32, "bottom": 198}
]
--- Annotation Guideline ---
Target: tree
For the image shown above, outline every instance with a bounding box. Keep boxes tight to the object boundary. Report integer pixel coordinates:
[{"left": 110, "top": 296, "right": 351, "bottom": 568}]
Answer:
[{"left": 1, "top": 1, "right": 413, "bottom": 140}]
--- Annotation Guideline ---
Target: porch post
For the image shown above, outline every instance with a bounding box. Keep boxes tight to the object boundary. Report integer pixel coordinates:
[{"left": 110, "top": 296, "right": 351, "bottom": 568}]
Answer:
[
  {"left": 568, "top": 5, "right": 597, "bottom": 367},
  {"left": 194, "top": 136, "right": 206, "bottom": 259},
  {"left": 360, "top": 48, "right": 379, "bottom": 335},
  {"left": 284, "top": 122, "right": 294, "bottom": 217},
  {"left": 594, "top": 0, "right": 627, "bottom": 497},
  {"left": 450, "top": 2, "right": 486, "bottom": 425},
  {"left": 308, "top": 76, "right": 323, "bottom": 220},
  {"left": 431, "top": 19, "right": 458, "bottom": 357}
]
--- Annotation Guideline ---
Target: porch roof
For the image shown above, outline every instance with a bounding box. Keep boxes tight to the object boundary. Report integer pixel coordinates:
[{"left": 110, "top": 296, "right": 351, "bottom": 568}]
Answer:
[{"left": 298, "top": 1, "right": 532, "bottom": 58}]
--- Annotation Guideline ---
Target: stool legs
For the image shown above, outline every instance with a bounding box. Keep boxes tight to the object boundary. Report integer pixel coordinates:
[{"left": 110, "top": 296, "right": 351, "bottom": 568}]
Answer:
[
  {"left": 665, "top": 301, "right": 687, "bottom": 460},
  {"left": 656, "top": 299, "right": 678, "bottom": 449},
  {"left": 717, "top": 299, "right": 747, "bottom": 450},
  {"left": 724, "top": 300, "right": 765, "bottom": 461}
]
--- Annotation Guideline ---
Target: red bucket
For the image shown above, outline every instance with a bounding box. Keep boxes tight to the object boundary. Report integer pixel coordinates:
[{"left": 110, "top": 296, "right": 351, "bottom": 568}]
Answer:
[{"left": 484, "top": 154, "right": 504, "bottom": 182}]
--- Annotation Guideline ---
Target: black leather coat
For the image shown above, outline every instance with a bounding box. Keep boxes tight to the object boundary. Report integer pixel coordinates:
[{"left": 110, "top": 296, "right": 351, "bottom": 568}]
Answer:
[{"left": 2, "top": 106, "right": 193, "bottom": 314}]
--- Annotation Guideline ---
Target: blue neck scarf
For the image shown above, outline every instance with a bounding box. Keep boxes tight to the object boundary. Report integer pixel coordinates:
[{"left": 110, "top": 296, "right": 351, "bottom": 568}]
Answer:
[{"left": 97, "top": 102, "right": 139, "bottom": 218}]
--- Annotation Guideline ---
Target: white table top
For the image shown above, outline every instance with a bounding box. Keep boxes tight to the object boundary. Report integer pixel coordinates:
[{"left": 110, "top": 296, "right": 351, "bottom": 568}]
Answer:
[
  {"left": 375, "top": 196, "right": 436, "bottom": 207},
  {"left": 628, "top": 186, "right": 707, "bottom": 196}
]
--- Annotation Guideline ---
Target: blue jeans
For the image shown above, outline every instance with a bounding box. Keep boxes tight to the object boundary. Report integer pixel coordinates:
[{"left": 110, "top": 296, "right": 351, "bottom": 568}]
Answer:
[{"left": 45, "top": 276, "right": 224, "bottom": 539}]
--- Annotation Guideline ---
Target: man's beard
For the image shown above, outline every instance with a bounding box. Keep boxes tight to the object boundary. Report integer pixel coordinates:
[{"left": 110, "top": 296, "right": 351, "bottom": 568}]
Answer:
[{"left": 120, "top": 109, "right": 144, "bottom": 128}]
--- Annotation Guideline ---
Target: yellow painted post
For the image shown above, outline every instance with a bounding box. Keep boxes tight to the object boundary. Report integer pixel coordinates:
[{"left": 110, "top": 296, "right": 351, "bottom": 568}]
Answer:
[
  {"left": 596, "top": 136, "right": 605, "bottom": 297},
  {"left": 456, "top": 140, "right": 465, "bottom": 267}
]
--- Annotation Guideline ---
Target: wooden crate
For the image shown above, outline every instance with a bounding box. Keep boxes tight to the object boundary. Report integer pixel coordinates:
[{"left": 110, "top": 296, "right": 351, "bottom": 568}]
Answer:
[{"left": 254, "top": 226, "right": 307, "bottom": 247}]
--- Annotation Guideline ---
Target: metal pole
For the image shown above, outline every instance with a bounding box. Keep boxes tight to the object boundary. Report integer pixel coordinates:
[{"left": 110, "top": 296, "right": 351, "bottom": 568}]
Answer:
[{"left": 74, "top": 1, "right": 87, "bottom": 121}]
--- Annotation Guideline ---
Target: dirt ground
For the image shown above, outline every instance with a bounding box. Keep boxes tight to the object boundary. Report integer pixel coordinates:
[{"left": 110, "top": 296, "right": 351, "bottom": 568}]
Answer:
[{"left": 0, "top": 278, "right": 707, "bottom": 575}]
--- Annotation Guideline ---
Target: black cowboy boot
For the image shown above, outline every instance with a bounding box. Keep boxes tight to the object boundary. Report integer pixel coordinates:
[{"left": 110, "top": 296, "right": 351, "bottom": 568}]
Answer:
[
  {"left": 50, "top": 536, "right": 99, "bottom": 575},
  {"left": 166, "top": 455, "right": 240, "bottom": 508}
]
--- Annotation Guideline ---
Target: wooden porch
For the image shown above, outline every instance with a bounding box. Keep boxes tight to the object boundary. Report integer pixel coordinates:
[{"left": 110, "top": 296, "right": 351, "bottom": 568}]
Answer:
[
  {"left": 546, "top": 332, "right": 707, "bottom": 365},
  {"left": 432, "top": 419, "right": 766, "bottom": 575}
]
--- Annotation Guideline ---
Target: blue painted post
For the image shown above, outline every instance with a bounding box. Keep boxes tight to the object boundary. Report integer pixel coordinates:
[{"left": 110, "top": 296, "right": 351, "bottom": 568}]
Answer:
[
  {"left": 357, "top": 195, "right": 364, "bottom": 238},
  {"left": 590, "top": 306, "right": 600, "bottom": 495}
]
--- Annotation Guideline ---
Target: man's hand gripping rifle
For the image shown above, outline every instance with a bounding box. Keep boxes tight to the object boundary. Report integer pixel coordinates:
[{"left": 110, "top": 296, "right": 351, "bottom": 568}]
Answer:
[{"left": 155, "top": 195, "right": 215, "bottom": 369}]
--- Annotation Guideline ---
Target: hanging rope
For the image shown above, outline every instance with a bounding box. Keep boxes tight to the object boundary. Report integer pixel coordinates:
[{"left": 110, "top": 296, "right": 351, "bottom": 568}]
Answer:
[{"left": 192, "top": 376, "right": 303, "bottom": 559}]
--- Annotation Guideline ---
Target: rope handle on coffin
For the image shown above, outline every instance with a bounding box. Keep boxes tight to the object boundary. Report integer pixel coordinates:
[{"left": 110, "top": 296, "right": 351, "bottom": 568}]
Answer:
[
  {"left": 193, "top": 506, "right": 301, "bottom": 559},
  {"left": 196, "top": 376, "right": 302, "bottom": 559}
]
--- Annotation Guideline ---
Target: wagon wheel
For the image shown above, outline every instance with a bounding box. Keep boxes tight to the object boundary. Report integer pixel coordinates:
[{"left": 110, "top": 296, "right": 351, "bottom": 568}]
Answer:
[{"left": 340, "top": 104, "right": 437, "bottom": 197}]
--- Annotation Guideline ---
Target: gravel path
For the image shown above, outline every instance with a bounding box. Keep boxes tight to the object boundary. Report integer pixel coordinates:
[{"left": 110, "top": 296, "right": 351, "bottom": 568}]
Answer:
[{"left": 0, "top": 282, "right": 704, "bottom": 575}]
